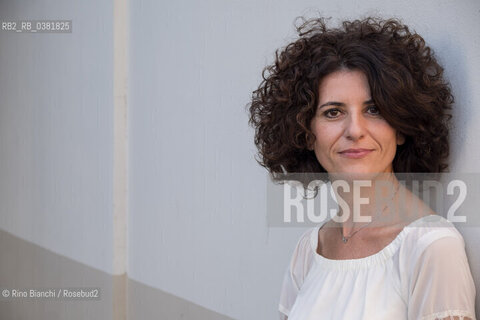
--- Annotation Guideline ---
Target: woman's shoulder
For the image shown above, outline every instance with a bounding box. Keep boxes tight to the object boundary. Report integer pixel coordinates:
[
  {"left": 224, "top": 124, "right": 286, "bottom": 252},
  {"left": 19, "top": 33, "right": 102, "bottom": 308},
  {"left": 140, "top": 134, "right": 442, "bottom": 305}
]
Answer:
[
  {"left": 286, "top": 224, "right": 325, "bottom": 273},
  {"left": 398, "top": 214, "right": 466, "bottom": 267},
  {"left": 289, "top": 226, "right": 318, "bottom": 261},
  {"left": 291, "top": 218, "right": 330, "bottom": 253},
  {"left": 397, "top": 215, "right": 475, "bottom": 319},
  {"left": 282, "top": 226, "right": 319, "bottom": 294},
  {"left": 401, "top": 214, "right": 464, "bottom": 246}
]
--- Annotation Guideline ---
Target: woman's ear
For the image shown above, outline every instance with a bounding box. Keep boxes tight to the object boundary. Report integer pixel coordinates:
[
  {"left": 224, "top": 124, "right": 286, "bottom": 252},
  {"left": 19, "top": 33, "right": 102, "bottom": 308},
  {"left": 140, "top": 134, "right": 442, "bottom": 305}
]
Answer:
[
  {"left": 306, "top": 132, "right": 315, "bottom": 151},
  {"left": 396, "top": 132, "right": 405, "bottom": 146},
  {"left": 307, "top": 140, "right": 314, "bottom": 151}
]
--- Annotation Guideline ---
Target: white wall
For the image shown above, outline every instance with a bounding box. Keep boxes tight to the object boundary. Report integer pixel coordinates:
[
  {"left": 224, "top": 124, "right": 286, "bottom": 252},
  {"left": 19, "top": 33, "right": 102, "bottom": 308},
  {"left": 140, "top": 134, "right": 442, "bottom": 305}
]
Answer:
[
  {"left": 128, "top": 0, "right": 480, "bottom": 319},
  {"left": 0, "top": 0, "right": 114, "bottom": 274}
]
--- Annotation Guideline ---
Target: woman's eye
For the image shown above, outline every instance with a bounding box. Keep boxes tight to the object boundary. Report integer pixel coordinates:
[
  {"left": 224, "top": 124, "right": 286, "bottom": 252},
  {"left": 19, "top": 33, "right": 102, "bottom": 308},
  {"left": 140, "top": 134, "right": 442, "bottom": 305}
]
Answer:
[
  {"left": 323, "top": 108, "right": 341, "bottom": 118},
  {"left": 367, "top": 105, "right": 380, "bottom": 115}
]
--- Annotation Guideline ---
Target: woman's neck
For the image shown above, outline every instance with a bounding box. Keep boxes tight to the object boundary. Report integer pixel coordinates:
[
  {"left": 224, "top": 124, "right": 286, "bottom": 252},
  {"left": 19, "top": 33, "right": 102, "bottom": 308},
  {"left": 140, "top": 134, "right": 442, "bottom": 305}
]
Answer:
[{"left": 330, "top": 172, "right": 402, "bottom": 236}]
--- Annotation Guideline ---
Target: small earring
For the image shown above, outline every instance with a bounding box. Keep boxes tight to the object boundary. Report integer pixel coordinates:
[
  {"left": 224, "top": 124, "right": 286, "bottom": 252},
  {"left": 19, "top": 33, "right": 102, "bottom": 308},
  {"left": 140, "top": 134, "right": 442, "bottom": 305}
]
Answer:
[
  {"left": 306, "top": 133, "right": 315, "bottom": 151},
  {"left": 397, "top": 133, "right": 405, "bottom": 145}
]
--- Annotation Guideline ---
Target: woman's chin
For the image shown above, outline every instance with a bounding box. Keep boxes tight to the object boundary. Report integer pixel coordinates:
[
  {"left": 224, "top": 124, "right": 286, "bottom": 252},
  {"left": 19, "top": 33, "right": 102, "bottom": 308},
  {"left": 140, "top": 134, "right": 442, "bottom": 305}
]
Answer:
[{"left": 328, "top": 169, "right": 391, "bottom": 181}]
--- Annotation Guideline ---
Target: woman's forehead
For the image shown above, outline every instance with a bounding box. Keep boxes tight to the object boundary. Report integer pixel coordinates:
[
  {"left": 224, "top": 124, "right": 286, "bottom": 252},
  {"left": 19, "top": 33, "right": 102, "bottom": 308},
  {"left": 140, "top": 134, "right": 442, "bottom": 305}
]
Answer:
[{"left": 318, "top": 70, "right": 371, "bottom": 103}]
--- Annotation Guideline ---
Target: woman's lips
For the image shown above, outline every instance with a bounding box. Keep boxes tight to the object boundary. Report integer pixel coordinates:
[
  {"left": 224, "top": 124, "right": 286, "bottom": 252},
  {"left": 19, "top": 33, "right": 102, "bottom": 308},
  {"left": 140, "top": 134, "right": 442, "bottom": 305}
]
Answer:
[{"left": 338, "top": 149, "right": 373, "bottom": 159}]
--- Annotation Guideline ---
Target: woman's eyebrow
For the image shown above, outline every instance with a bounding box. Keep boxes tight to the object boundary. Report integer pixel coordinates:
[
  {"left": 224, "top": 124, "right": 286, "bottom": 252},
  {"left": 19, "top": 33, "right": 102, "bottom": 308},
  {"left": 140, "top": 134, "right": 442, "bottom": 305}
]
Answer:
[{"left": 318, "top": 99, "right": 374, "bottom": 109}]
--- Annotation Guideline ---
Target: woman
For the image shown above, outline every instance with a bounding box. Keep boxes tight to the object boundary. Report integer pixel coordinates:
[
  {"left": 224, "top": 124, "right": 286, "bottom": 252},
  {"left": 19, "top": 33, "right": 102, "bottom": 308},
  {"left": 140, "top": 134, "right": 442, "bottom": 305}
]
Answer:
[{"left": 248, "top": 17, "right": 476, "bottom": 319}]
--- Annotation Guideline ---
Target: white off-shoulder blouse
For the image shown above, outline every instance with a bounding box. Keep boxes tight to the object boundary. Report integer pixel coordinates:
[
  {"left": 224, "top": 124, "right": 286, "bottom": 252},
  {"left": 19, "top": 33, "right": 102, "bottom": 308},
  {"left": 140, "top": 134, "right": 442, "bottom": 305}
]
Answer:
[{"left": 279, "top": 215, "right": 476, "bottom": 320}]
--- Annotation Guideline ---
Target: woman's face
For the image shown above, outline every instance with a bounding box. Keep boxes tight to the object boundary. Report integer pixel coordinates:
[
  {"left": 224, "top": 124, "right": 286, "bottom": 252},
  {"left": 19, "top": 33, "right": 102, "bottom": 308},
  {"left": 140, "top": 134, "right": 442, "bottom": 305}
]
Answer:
[{"left": 309, "top": 69, "right": 404, "bottom": 175}]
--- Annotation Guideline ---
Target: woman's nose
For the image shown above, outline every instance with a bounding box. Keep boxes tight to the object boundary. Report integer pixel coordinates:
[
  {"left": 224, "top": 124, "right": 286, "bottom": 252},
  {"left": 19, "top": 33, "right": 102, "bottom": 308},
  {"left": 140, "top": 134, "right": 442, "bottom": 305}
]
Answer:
[{"left": 344, "top": 113, "right": 366, "bottom": 141}]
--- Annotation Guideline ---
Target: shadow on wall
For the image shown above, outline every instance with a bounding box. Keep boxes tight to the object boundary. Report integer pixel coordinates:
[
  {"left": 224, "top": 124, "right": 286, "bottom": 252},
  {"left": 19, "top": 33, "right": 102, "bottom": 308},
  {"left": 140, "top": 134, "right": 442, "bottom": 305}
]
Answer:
[{"left": 0, "top": 230, "right": 235, "bottom": 320}]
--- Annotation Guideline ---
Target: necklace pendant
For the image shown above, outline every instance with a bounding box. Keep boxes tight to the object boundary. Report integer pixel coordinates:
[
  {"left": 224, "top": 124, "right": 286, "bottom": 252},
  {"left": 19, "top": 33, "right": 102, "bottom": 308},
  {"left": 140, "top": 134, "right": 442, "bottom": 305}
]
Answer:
[{"left": 342, "top": 236, "right": 348, "bottom": 243}]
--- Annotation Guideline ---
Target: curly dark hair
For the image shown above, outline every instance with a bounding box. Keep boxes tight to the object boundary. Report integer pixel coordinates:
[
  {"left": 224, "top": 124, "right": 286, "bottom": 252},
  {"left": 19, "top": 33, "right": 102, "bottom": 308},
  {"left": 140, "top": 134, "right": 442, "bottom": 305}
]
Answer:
[{"left": 248, "top": 16, "right": 453, "bottom": 180}]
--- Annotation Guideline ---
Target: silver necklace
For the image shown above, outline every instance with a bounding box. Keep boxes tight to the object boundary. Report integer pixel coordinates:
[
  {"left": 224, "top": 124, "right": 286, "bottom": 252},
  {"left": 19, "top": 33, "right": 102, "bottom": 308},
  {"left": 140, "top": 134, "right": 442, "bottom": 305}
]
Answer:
[{"left": 341, "top": 184, "right": 400, "bottom": 244}]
